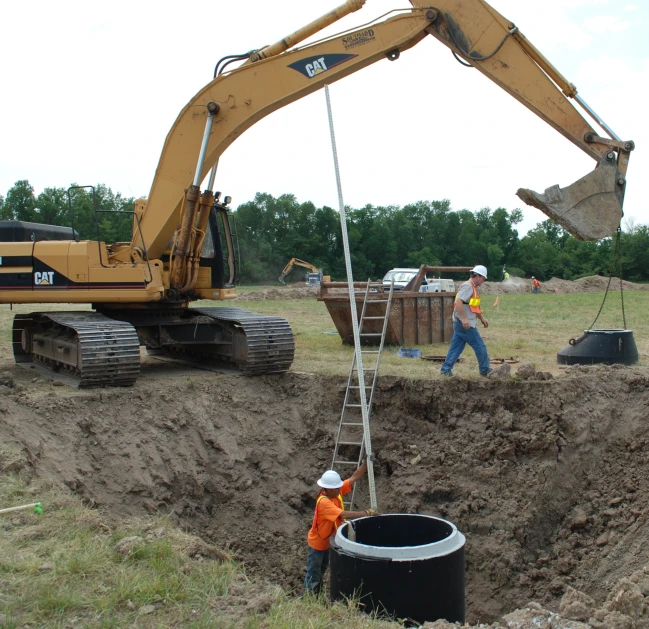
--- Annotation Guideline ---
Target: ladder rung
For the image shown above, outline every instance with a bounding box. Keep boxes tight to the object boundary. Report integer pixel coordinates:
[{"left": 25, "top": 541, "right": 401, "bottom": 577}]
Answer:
[{"left": 335, "top": 283, "right": 387, "bottom": 511}]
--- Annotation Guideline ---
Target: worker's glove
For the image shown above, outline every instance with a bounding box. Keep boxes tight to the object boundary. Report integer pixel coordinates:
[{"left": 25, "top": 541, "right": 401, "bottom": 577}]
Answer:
[{"left": 365, "top": 508, "right": 379, "bottom": 516}]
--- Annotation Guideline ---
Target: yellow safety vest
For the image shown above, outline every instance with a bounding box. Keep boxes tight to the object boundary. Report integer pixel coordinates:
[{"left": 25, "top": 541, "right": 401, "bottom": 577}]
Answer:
[
  {"left": 313, "top": 492, "right": 345, "bottom": 539},
  {"left": 464, "top": 280, "right": 483, "bottom": 314}
]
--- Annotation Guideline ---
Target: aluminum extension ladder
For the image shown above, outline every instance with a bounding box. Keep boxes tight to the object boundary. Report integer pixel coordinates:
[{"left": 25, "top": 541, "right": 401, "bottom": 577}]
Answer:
[{"left": 331, "top": 279, "right": 394, "bottom": 510}]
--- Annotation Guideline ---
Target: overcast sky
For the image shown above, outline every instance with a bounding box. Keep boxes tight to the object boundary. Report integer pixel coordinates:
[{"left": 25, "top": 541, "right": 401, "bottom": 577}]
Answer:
[{"left": 1, "top": 0, "right": 647, "bottom": 237}]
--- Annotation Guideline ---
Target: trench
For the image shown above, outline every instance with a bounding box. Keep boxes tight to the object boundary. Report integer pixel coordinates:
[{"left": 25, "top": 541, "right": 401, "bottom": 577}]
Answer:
[{"left": 1, "top": 366, "right": 649, "bottom": 624}]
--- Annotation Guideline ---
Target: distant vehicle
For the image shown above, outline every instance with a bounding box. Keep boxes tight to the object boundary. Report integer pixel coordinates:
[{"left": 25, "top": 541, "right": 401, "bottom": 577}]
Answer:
[
  {"left": 419, "top": 279, "right": 455, "bottom": 293},
  {"left": 278, "top": 258, "right": 330, "bottom": 286},
  {"left": 382, "top": 268, "right": 455, "bottom": 292},
  {"left": 382, "top": 268, "right": 429, "bottom": 291}
]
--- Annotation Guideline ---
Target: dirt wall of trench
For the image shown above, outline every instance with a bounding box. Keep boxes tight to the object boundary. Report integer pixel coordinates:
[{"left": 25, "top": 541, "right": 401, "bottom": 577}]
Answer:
[{"left": 1, "top": 365, "right": 649, "bottom": 624}]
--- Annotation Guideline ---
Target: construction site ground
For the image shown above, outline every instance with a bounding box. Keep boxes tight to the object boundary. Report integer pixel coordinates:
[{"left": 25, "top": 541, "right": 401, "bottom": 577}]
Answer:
[{"left": 2, "top": 276, "right": 649, "bottom": 628}]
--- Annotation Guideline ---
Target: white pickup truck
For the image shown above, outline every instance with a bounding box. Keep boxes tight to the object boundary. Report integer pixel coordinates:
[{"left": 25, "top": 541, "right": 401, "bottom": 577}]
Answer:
[
  {"left": 419, "top": 278, "right": 455, "bottom": 293},
  {"left": 382, "top": 268, "right": 455, "bottom": 292}
]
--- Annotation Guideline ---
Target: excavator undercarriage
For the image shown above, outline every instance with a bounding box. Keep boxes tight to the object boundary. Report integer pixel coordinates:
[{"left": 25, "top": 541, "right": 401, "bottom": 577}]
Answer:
[{"left": 13, "top": 307, "right": 295, "bottom": 387}]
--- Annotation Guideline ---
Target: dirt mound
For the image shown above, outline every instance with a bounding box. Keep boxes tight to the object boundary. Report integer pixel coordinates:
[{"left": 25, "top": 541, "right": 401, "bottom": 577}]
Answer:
[
  {"left": 235, "top": 287, "right": 317, "bottom": 300},
  {"left": 480, "top": 275, "right": 648, "bottom": 295},
  {"left": 236, "top": 276, "right": 648, "bottom": 300},
  {"left": 2, "top": 362, "right": 649, "bottom": 624}
]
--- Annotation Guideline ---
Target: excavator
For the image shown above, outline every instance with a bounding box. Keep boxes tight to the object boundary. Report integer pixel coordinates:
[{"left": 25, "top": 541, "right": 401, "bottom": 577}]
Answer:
[
  {"left": 278, "top": 259, "right": 331, "bottom": 286},
  {"left": 0, "top": 0, "right": 634, "bottom": 387}
]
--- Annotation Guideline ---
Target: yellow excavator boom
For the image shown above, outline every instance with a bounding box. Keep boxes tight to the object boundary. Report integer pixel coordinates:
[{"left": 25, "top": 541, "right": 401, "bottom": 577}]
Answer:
[{"left": 129, "top": 0, "right": 632, "bottom": 262}]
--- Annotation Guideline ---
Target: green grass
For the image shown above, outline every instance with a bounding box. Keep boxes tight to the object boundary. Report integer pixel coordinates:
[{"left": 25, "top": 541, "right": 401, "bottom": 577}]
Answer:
[
  {"left": 2, "top": 289, "right": 646, "bottom": 380},
  {"left": 0, "top": 455, "right": 397, "bottom": 628},
  {"left": 0, "top": 471, "right": 240, "bottom": 627},
  {"left": 200, "top": 290, "right": 649, "bottom": 378}
]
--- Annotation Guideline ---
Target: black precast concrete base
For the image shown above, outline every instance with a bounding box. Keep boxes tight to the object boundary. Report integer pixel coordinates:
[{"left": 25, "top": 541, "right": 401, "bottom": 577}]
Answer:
[
  {"left": 330, "top": 514, "right": 465, "bottom": 625},
  {"left": 557, "top": 329, "right": 639, "bottom": 366}
]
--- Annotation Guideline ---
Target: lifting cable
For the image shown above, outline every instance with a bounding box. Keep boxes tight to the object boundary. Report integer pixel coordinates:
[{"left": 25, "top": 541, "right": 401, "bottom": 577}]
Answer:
[{"left": 588, "top": 227, "right": 626, "bottom": 330}]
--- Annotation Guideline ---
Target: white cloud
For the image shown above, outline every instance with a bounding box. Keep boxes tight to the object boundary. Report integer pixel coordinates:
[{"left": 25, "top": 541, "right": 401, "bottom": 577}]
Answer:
[{"left": 584, "top": 15, "right": 633, "bottom": 33}]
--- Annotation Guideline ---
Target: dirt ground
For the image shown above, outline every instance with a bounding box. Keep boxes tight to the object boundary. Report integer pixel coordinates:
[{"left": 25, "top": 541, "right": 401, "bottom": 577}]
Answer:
[
  {"left": 2, "top": 348, "right": 649, "bottom": 626},
  {"left": 487, "top": 275, "right": 649, "bottom": 296},
  {"left": 235, "top": 275, "right": 649, "bottom": 300}
]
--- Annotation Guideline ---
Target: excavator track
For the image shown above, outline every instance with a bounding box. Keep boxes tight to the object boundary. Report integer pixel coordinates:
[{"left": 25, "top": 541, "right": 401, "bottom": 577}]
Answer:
[
  {"left": 103, "top": 305, "right": 295, "bottom": 376},
  {"left": 192, "top": 307, "right": 294, "bottom": 374},
  {"left": 13, "top": 312, "right": 141, "bottom": 388}
]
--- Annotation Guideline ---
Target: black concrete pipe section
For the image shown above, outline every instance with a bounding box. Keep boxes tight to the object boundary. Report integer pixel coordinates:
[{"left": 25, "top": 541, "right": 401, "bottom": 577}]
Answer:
[
  {"left": 557, "top": 329, "right": 639, "bottom": 365},
  {"left": 330, "top": 514, "right": 465, "bottom": 625}
]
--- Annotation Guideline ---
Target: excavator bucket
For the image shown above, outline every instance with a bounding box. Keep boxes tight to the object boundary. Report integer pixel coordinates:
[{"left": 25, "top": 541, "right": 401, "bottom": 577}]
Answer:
[{"left": 516, "top": 154, "right": 624, "bottom": 241}]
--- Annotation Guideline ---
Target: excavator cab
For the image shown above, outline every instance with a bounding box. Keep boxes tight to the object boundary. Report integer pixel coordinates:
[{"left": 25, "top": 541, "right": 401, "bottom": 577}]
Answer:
[
  {"left": 306, "top": 272, "right": 324, "bottom": 287},
  {"left": 160, "top": 197, "right": 237, "bottom": 295},
  {"left": 204, "top": 201, "right": 238, "bottom": 289}
]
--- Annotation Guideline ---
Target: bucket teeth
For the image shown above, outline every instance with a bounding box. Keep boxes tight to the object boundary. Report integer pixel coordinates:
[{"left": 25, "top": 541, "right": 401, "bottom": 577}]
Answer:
[{"left": 516, "top": 154, "right": 623, "bottom": 241}]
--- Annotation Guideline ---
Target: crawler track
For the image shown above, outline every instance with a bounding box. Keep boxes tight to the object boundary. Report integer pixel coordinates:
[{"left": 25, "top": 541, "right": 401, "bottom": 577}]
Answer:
[
  {"left": 12, "top": 306, "right": 294, "bottom": 386},
  {"left": 13, "top": 312, "right": 141, "bottom": 388},
  {"left": 193, "top": 307, "right": 295, "bottom": 375}
]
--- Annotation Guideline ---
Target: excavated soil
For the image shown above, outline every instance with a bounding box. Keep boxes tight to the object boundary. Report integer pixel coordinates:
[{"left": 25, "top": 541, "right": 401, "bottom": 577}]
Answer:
[
  {"left": 235, "top": 275, "right": 649, "bottom": 301},
  {"left": 2, "top": 358, "right": 649, "bottom": 626}
]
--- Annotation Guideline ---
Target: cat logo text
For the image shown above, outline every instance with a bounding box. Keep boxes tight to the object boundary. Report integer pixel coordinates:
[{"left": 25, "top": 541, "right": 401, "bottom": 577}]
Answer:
[
  {"left": 34, "top": 271, "right": 55, "bottom": 286},
  {"left": 288, "top": 53, "right": 357, "bottom": 79}
]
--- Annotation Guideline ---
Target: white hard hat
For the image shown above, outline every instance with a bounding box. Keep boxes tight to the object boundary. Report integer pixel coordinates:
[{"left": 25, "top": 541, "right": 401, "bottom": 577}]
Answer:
[
  {"left": 471, "top": 265, "right": 488, "bottom": 279},
  {"left": 317, "top": 470, "right": 343, "bottom": 489}
]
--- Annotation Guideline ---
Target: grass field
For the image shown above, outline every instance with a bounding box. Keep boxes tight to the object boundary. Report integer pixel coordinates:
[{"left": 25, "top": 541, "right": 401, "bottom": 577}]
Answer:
[
  {"left": 1, "top": 290, "right": 646, "bottom": 379},
  {"left": 209, "top": 290, "right": 649, "bottom": 378},
  {"left": 0, "top": 456, "right": 389, "bottom": 628}
]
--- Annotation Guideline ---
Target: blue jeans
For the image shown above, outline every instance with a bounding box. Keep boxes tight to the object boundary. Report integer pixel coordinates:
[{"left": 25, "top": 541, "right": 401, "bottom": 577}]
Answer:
[
  {"left": 302, "top": 546, "right": 329, "bottom": 595},
  {"left": 440, "top": 320, "right": 491, "bottom": 375}
]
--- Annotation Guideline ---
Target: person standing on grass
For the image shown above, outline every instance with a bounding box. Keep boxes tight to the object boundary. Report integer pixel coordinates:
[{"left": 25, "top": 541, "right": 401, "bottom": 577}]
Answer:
[
  {"left": 303, "top": 461, "right": 375, "bottom": 595},
  {"left": 503, "top": 270, "right": 510, "bottom": 281},
  {"left": 440, "top": 265, "right": 491, "bottom": 377},
  {"left": 532, "top": 277, "right": 541, "bottom": 294}
]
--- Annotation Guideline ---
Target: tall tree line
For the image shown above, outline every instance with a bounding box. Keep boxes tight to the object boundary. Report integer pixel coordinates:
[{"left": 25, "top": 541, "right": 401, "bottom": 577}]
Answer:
[
  {"left": 234, "top": 192, "right": 649, "bottom": 283},
  {"left": 0, "top": 180, "right": 134, "bottom": 244},
  {"left": 2, "top": 181, "right": 647, "bottom": 283}
]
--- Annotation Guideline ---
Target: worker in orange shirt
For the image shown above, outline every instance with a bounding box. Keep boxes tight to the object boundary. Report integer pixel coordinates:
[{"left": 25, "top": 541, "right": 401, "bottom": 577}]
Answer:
[
  {"left": 302, "top": 461, "right": 376, "bottom": 595},
  {"left": 531, "top": 276, "right": 541, "bottom": 294}
]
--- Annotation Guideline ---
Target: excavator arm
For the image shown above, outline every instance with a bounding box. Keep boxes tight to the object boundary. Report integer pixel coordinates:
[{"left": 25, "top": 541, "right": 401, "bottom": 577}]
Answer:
[{"left": 130, "top": 0, "right": 633, "bottom": 272}]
